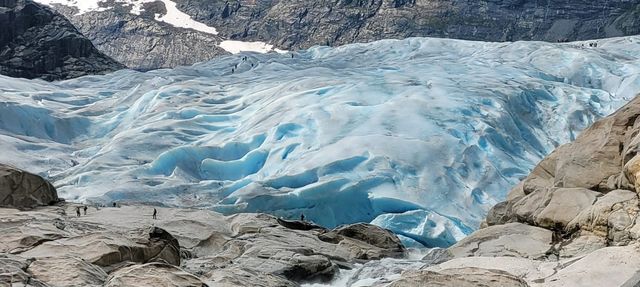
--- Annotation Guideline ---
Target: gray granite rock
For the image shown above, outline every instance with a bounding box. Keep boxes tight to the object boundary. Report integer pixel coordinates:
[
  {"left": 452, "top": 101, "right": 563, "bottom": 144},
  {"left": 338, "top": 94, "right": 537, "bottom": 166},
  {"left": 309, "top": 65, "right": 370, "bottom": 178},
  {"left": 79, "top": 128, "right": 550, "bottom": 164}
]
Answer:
[
  {"left": 385, "top": 267, "right": 529, "bottom": 287},
  {"left": 448, "top": 223, "right": 553, "bottom": 260}
]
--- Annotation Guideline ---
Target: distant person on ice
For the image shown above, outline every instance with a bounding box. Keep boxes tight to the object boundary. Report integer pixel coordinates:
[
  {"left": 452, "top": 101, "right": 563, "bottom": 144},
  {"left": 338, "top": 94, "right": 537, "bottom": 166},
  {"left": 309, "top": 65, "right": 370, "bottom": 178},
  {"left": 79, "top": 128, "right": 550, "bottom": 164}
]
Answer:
[
  {"left": 76, "top": 206, "right": 81, "bottom": 217},
  {"left": 83, "top": 206, "right": 87, "bottom": 215},
  {"left": 300, "top": 213, "right": 305, "bottom": 221},
  {"left": 153, "top": 208, "right": 157, "bottom": 220}
]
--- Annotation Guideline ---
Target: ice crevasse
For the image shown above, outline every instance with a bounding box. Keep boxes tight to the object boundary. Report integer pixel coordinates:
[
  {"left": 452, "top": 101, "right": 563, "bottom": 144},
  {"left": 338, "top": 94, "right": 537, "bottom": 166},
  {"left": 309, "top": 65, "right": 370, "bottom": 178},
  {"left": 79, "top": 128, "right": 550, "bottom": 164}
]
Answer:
[{"left": 2, "top": 37, "right": 640, "bottom": 248}]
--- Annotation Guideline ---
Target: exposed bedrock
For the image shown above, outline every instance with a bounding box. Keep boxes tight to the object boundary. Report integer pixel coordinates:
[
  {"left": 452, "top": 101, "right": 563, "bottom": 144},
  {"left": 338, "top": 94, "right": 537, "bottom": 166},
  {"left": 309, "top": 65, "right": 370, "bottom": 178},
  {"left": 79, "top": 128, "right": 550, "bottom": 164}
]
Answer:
[{"left": 0, "top": 171, "right": 406, "bottom": 287}]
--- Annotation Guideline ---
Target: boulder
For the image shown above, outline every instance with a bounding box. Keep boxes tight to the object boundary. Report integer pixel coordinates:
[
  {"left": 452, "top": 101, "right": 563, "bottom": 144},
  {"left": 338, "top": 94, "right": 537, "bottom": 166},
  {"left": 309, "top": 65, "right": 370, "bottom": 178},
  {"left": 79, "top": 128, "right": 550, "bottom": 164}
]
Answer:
[
  {"left": 567, "top": 189, "right": 639, "bottom": 245},
  {"left": 533, "top": 188, "right": 598, "bottom": 229},
  {"left": 204, "top": 267, "right": 297, "bottom": 287},
  {"left": 22, "top": 228, "right": 180, "bottom": 267},
  {"left": 318, "top": 223, "right": 405, "bottom": 260},
  {"left": 536, "top": 245, "right": 640, "bottom": 287},
  {"left": 232, "top": 246, "right": 338, "bottom": 282},
  {"left": 0, "top": 254, "right": 48, "bottom": 287},
  {"left": 104, "top": 262, "right": 206, "bottom": 287},
  {"left": 557, "top": 234, "right": 606, "bottom": 258},
  {"left": 0, "top": 164, "right": 58, "bottom": 209},
  {"left": 386, "top": 267, "right": 529, "bottom": 287},
  {"left": 425, "top": 256, "right": 557, "bottom": 284},
  {"left": 27, "top": 256, "right": 107, "bottom": 287},
  {"left": 448, "top": 223, "right": 553, "bottom": 259},
  {"left": 0, "top": 207, "right": 68, "bottom": 253}
]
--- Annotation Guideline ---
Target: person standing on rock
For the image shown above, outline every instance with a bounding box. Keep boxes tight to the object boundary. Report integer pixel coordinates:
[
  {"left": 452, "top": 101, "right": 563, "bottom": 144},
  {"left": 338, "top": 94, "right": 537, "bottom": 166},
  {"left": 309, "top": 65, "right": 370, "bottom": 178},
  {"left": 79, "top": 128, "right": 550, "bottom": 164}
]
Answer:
[
  {"left": 153, "top": 208, "right": 157, "bottom": 220},
  {"left": 300, "top": 213, "right": 305, "bottom": 221},
  {"left": 76, "top": 206, "right": 81, "bottom": 217},
  {"left": 83, "top": 206, "right": 87, "bottom": 215}
]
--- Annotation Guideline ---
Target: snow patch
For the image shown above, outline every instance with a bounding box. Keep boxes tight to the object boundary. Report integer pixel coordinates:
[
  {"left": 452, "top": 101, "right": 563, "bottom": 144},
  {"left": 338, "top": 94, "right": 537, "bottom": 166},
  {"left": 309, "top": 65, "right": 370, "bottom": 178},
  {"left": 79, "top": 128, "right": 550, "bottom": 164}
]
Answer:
[
  {"left": 153, "top": 0, "right": 218, "bottom": 35},
  {"left": 34, "top": 0, "right": 218, "bottom": 35},
  {"left": 220, "top": 40, "right": 287, "bottom": 54},
  {"left": 35, "top": 0, "right": 109, "bottom": 14}
]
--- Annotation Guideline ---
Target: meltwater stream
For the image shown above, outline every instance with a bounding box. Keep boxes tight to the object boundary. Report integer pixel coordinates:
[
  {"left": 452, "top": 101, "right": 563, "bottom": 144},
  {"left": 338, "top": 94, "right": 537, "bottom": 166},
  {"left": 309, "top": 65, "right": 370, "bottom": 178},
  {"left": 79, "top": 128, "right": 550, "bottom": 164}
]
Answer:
[{"left": 2, "top": 37, "right": 640, "bottom": 248}]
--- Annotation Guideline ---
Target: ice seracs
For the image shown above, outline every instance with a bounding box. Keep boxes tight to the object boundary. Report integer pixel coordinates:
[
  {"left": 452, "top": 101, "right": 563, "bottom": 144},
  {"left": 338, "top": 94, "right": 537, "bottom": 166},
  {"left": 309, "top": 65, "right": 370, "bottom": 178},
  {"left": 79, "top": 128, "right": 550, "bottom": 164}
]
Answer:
[{"left": 3, "top": 36, "right": 640, "bottom": 247}]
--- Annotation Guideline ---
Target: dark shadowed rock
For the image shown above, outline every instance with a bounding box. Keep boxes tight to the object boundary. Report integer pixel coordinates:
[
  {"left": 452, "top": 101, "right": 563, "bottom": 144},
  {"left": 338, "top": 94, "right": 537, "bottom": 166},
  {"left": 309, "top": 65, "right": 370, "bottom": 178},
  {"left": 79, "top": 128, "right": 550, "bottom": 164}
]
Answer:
[
  {"left": 0, "top": 0, "right": 124, "bottom": 80},
  {"left": 0, "top": 164, "right": 59, "bottom": 209},
  {"left": 277, "top": 218, "right": 327, "bottom": 231},
  {"left": 319, "top": 223, "right": 405, "bottom": 256}
]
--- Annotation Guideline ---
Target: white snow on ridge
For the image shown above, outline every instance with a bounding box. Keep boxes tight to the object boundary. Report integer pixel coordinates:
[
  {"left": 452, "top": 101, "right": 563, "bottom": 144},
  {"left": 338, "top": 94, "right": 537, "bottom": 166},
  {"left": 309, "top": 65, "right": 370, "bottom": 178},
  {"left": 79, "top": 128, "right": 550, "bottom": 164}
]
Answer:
[
  {"left": 35, "top": 0, "right": 218, "bottom": 35},
  {"left": 220, "top": 40, "right": 288, "bottom": 54},
  {"left": 35, "top": 0, "right": 108, "bottom": 14},
  {"left": 153, "top": 0, "right": 218, "bottom": 35},
  {"left": 34, "top": 0, "right": 291, "bottom": 54}
]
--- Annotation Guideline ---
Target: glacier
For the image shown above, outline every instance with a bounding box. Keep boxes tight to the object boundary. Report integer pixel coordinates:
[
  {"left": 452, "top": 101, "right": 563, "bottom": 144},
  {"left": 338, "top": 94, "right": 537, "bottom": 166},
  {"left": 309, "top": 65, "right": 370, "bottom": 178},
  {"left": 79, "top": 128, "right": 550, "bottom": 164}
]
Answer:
[{"left": 2, "top": 37, "right": 640, "bottom": 248}]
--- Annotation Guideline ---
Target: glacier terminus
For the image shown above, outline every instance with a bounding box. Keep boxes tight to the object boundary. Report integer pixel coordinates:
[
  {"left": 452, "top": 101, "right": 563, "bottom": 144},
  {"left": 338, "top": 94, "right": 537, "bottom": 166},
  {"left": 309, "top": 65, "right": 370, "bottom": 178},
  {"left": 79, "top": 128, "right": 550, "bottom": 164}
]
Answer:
[{"left": 2, "top": 36, "right": 640, "bottom": 248}]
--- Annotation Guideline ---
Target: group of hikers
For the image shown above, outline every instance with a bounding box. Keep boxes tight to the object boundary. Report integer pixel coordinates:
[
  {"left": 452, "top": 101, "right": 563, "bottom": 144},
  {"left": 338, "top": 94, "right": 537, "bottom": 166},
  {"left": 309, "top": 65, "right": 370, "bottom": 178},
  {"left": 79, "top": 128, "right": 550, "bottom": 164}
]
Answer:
[
  {"left": 74, "top": 204, "right": 157, "bottom": 220},
  {"left": 231, "top": 53, "right": 295, "bottom": 74},
  {"left": 74, "top": 202, "right": 308, "bottom": 224}
]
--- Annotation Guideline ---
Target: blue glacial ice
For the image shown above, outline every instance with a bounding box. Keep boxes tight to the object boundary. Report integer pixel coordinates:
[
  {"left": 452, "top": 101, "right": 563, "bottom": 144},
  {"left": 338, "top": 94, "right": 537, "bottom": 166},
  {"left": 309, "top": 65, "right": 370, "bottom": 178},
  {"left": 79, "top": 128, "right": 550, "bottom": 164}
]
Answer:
[{"left": 2, "top": 37, "right": 640, "bottom": 247}]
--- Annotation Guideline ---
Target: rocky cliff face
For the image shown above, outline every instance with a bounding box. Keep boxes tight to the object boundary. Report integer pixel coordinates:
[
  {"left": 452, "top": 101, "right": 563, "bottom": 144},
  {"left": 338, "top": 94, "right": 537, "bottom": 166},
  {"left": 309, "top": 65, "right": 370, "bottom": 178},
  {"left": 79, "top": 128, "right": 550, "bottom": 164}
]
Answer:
[
  {"left": 40, "top": 0, "right": 640, "bottom": 70},
  {"left": 179, "top": 0, "right": 640, "bottom": 48},
  {"left": 0, "top": 0, "right": 124, "bottom": 80},
  {"left": 51, "top": 3, "right": 227, "bottom": 70}
]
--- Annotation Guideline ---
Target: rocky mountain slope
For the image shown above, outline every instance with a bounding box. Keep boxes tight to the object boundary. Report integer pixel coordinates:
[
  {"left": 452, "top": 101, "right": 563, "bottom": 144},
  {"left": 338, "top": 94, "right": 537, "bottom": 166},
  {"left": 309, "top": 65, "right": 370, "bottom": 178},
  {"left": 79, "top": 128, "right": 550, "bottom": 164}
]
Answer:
[
  {"left": 0, "top": 0, "right": 124, "bottom": 80},
  {"left": 179, "top": 0, "right": 640, "bottom": 48},
  {"left": 49, "top": 2, "right": 228, "bottom": 70},
  {"left": 37, "top": 0, "right": 640, "bottom": 70}
]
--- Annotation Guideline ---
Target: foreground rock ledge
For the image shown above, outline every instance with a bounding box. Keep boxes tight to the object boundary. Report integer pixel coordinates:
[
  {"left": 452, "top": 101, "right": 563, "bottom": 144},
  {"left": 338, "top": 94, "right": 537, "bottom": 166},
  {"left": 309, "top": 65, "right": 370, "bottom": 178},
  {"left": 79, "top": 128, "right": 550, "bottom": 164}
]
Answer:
[{"left": 0, "top": 202, "right": 406, "bottom": 286}]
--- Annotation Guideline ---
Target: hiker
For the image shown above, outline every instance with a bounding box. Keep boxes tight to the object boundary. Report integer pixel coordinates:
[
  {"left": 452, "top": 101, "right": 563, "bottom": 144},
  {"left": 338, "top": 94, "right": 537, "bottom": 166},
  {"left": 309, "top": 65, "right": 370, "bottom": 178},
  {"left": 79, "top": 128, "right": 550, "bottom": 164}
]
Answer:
[
  {"left": 76, "top": 206, "right": 81, "bottom": 217},
  {"left": 300, "top": 213, "right": 305, "bottom": 221},
  {"left": 291, "top": 53, "right": 294, "bottom": 58},
  {"left": 153, "top": 208, "right": 157, "bottom": 220},
  {"left": 113, "top": 202, "right": 116, "bottom": 207},
  {"left": 83, "top": 206, "right": 87, "bottom": 215}
]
